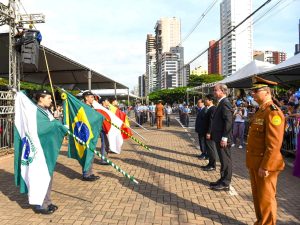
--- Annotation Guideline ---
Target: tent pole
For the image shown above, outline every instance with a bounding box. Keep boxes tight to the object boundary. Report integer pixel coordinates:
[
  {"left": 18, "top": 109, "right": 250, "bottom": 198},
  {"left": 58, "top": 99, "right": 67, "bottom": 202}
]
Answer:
[
  {"left": 127, "top": 88, "right": 130, "bottom": 106},
  {"left": 114, "top": 82, "right": 117, "bottom": 100},
  {"left": 88, "top": 69, "right": 92, "bottom": 91},
  {"left": 187, "top": 91, "right": 189, "bottom": 105}
]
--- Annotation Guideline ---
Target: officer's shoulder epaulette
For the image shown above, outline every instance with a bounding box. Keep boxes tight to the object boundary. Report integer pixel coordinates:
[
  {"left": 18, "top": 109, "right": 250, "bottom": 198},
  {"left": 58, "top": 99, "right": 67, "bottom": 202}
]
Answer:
[{"left": 270, "top": 104, "right": 278, "bottom": 111}]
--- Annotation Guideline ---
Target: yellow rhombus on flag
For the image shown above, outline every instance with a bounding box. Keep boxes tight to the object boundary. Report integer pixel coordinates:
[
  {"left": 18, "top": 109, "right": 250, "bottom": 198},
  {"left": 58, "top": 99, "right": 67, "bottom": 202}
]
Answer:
[{"left": 72, "top": 107, "right": 94, "bottom": 158}]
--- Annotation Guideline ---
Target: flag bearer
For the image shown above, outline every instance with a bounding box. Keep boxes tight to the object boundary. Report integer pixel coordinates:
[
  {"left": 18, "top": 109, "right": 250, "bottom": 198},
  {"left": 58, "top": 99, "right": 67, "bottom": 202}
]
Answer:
[
  {"left": 81, "top": 91, "right": 101, "bottom": 181},
  {"left": 34, "top": 90, "right": 59, "bottom": 214}
]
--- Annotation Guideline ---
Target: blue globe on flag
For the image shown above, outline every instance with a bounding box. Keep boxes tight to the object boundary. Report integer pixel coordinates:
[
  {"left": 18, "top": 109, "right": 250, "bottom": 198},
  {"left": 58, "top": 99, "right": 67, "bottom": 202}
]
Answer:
[
  {"left": 74, "top": 122, "right": 90, "bottom": 144},
  {"left": 21, "top": 137, "right": 30, "bottom": 160}
]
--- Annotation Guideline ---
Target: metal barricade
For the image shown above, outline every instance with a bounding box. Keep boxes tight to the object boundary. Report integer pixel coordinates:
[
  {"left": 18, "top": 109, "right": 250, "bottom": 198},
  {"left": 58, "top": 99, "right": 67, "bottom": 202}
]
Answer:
[
  {"left": 0, "top": 91, "right": 14, "bottom": 153},
  {"left": 0, "top": 117, "right": 14, "bottom": 150},
  {"left": 243, "top": 113, "right": 298, "bottom": 156},
  {"left": 282, "top": 116, "right": 299, "bottom": 155}
]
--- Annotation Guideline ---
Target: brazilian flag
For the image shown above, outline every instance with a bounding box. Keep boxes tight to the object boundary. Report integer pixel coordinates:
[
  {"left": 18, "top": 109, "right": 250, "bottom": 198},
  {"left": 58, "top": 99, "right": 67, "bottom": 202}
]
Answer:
[{"left": 62, "top": 92, "right": 104, "bottom": 172}]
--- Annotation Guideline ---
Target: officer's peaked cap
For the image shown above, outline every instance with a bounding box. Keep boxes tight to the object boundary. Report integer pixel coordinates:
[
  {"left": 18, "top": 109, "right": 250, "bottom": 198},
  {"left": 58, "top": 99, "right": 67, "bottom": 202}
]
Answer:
[{"left": 250, "top": 76, "right": 278, "bottom": 89}]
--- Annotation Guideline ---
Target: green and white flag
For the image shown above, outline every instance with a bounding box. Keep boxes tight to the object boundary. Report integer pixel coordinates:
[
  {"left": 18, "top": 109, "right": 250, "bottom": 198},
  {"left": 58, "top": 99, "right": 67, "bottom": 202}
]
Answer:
[{"left": 14, "top": 92, "right": 67, "bottom": 205}]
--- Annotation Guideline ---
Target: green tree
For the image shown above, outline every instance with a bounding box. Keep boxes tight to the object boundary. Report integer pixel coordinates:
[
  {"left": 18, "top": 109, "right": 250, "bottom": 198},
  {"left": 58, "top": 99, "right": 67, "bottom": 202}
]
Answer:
[
  {"left": 188, "top": 74, "right": 224, "bottom": 87},
  {"left": 148, "top": 87, "right": 188, "bottom": 104},
  {"left": 0, "top": 78, "right": 79, "bottom": 95}
]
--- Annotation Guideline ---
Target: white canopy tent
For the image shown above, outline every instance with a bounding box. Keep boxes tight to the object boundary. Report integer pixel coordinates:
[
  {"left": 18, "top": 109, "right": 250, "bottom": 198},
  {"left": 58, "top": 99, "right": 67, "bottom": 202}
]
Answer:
[
  {"left": 0, "top": 33, "right": 128, "bottom": 90},
  {"left": 258, "top": 53, "right": 300, "bottom": 86},
  {"left": 221, "top": 60, "right": 275, "bottom": 88},
  {"left": 77, "top": 89, "right": 140, "bottom": 100},
  {"left": 186, "top": 60, "right": 275, "bottom": 94}
]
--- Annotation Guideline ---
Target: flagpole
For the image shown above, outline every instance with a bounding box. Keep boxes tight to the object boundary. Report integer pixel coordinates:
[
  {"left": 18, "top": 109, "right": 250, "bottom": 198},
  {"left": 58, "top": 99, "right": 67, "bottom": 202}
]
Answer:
[
  {"left": 128, "top": 126, "right": 148, "bottom": 141},
  {"left": 128, "top": 117, "right": 149, "bottom": 131},
  {"left": 42, "top": 46, "right": 57, "bottom": 110},
  {"left": 105, "top": 118, "right": 152, "bottom": 152},
  {"left": 66, "top": 130, "right": 138, "bottom": 184},
  {"left": 58, "top": 89, "right": 152, "bottom": 152}
]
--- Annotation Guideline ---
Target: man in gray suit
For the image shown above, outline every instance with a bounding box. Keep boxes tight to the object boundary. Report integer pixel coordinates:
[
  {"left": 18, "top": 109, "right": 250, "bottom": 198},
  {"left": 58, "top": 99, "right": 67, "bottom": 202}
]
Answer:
[{"left": 207, "top": 84, "right": 233, "bottom": 191}]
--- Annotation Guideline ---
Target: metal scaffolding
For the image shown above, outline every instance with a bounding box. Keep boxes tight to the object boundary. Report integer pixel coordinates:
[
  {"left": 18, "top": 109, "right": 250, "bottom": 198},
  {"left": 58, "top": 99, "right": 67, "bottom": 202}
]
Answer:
[{"left": 0, "top": 0, "right": 44, "bottom": 151}]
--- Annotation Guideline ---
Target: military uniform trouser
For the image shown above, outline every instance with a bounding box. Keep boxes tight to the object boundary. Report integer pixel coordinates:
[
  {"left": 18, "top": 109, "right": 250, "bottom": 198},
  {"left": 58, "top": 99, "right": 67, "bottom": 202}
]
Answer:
[
  {"left": 249, "top": 169, "right": 280, "bottom": 225},
  {"left": 157, "top": 116, "right": 163, "bottom": 128},
  {"left": 82, "top": 156, "right": 94, "bottom": 177}
]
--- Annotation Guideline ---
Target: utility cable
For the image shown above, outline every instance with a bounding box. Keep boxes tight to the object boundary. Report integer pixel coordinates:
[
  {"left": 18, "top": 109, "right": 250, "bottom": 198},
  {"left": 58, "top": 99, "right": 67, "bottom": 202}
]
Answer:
[
  {"left": 179, "top": 0, "right": 219, "bottom": 45},
  {"left": 252, "top": 0, "right": 294, "bottom": 26},
  {"left": 181, "top": 0, "right": 273, "bottom": 72},
  {"left": 236, "top": 0, "right": 292, "bottom": 36}
]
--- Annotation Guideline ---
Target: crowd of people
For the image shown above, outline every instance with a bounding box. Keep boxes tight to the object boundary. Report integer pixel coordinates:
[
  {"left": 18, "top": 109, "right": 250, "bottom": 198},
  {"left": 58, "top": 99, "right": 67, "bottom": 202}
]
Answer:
[
  {"left": 133, "top": 101, "right": 173, "bottom": 128},
  {"left": 192, "top": 79, "right": 300, "bottom": 225},
  {"left": 9, "top": 80, "right": 300, "bottom": 222}
]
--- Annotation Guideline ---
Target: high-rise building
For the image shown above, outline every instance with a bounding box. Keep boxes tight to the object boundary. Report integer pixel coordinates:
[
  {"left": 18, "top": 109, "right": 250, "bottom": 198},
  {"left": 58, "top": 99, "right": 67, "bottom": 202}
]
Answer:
[
  {"left": 220, "top": 0, "right": 253, "bottom": 76},
  {"left": 138, "top": 75, "right": 146, "bottom": 97},
  {"left": 253, "top": 50, "right": 287, "bottom": 65},
  {"left": 154, "top": 17, "right": 181, "bottom": 89},
  {"left": 185, "top": 64, "right": 191, "bottom": 85},
  {"left": 295, "top": 19, "right": 300, "bottom": 55},
  {"left": 170, "top": 46, "right": 186, "bottom": 86},
  {"left": 145, "top": 34, "right": 157, "bottom": 95},
  {"left": 160, "top": 52, "right": 179, "bottom": 89},
  {"left": 155, "top": 17, "right": 181, "bottom": 54},
  {"left": 208, "top": 40, "right": 222, "bottom": 74}
]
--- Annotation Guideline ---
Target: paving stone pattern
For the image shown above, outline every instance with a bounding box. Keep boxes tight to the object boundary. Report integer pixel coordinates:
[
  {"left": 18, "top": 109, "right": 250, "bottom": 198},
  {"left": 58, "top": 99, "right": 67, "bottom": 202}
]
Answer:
[{"left": 0, "top": 116, "right": 299, "bottom": 225}]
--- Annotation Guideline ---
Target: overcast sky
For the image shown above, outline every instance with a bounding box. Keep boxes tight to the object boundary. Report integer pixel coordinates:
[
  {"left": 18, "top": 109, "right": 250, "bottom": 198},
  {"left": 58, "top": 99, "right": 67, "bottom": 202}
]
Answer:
[{"left": 1, "top": 0, "right": 299, "bottom": 90}]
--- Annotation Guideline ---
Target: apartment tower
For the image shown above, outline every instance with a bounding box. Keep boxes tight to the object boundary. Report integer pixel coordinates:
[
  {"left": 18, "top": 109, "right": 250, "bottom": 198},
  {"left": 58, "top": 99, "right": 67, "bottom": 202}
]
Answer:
[
  {"left": 154, "top": 17, "right": 181, "bottom": 89},
  {"left": 145, "top": 34, "right": 157, "bottom": 95},
  {"left": 295, "top": 19, "right": 300, "bottom": 55},
  {"left": 220, "top": 0, "right": 253, "bottom": 76},
  {"left": 208, "top": 40, "right": 222, "bottom": 74}
]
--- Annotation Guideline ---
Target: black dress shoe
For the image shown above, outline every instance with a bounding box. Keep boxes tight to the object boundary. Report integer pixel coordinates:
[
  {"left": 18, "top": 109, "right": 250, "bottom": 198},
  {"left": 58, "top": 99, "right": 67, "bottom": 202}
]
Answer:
[
  {"left": 197, "top": 153, "right": 207, "bottom": 160},
  {"left": 202, "top": 166, "right": 216, "bottom": 171},
  {"left": 209, "top": 180, "right": 221, "bottom": 187},
  {"left": 48, "top": 204, "right": 58, "bottom": 211},
  {"left": 99, "top": 161, "right": 110, "bottom": 165},
  {"left": 82, "top": 174, "right": 100, "bottom": 181},
  {"left": 34, "top": 207, "right": 55, "bottom": 215},
  {"left": 211, "top": 183, "right": 230, "bottom": 191},
  {"left": 91, "top": 174, "right": 100, "bottom": 179}
]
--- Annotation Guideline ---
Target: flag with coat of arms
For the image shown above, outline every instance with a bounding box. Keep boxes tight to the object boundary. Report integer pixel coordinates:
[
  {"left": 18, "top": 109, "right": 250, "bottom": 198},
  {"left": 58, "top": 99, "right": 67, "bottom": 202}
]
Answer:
[
  {"left": 92, "top": 101, "right": 123, "bottom": 154},
  {"left": 62, "top": 92, "right": 104, "bottom": 172},
  {"left": 14, "top": 92, "right": 67, "bottom": 205}
]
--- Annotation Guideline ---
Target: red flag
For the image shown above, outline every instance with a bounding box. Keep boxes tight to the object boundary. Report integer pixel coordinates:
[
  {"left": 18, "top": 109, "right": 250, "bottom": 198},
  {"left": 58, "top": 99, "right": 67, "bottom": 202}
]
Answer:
[
  {"left": 92, "top": 101, "right": 123, "bottom": 154},
  {"left": 109, "top": 104, "right": 132, "bottom": 139}
]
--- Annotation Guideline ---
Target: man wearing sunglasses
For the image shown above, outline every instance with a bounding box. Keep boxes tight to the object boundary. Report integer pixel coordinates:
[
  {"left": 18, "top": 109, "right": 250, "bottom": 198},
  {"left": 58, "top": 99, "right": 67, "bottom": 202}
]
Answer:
[{"left": 246, "top": 76, "right": 285, "bottom": 225}]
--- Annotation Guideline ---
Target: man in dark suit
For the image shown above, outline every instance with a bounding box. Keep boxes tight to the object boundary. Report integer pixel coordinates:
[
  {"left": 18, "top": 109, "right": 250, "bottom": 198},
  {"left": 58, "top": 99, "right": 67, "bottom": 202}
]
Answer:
[
  {"left": 207, "top": 84, "right": 233, "bottom": 191},
  {"left": 201, "top": 94, "right": 217, "bottom": 171},
  {"left": 195, "top": 99, "right": 208, "bottom": 159}
]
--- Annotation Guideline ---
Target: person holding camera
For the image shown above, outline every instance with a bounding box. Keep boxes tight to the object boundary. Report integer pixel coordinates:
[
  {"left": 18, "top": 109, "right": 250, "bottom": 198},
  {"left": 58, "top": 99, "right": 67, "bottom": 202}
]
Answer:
[{"left": 232, "top": 102, "right": 247, "bottom": 149}]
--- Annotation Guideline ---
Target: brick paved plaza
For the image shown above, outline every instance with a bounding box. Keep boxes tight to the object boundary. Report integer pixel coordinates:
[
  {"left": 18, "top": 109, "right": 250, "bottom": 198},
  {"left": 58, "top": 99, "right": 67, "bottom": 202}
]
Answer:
[{"left": 0, "top": 118, "right": 299, "bottom": 225}]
